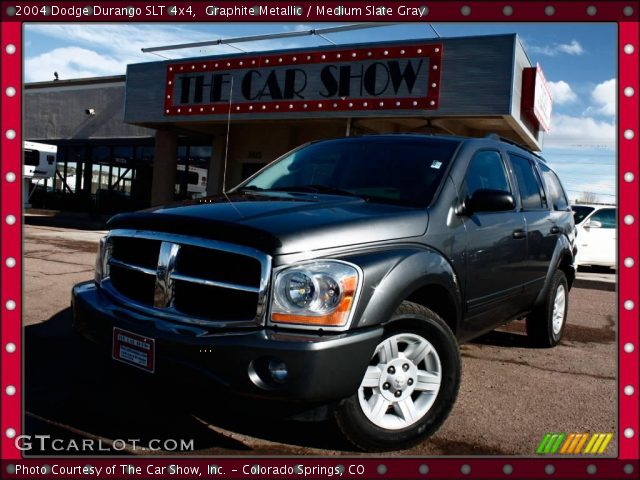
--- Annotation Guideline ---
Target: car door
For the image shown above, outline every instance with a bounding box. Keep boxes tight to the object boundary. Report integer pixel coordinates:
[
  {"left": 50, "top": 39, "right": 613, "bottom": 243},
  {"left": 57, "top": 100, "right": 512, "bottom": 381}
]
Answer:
[
  {"left": 508, "top": 153, "right": 558, "bottom": 304},
  {"left": 461, "top": 150, "right": 527, "bottom": 328},
  {"left": 577, "top": 208, "right": 616, "bottom": 267}
]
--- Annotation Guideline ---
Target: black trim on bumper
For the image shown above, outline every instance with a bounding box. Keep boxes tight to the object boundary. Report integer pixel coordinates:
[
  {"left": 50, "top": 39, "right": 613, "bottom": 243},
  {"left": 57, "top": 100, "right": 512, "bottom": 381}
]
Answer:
[{"left": 72, "top": 281, "right": 383, "bottom": 402}]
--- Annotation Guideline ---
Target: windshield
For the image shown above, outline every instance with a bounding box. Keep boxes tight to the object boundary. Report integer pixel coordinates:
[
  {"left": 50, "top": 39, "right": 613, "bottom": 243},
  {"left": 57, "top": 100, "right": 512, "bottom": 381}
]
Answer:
[
  {"left": 240, "top": 137, "right": 460, "bottom": 207},
  {"left": 572, "top": 206, "right": 596, "bottom": 225}
]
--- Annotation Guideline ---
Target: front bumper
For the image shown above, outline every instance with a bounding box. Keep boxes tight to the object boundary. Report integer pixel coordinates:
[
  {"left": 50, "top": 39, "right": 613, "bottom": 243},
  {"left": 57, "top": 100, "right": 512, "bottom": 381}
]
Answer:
[{"left": 72, "top": 281, "right": 382, "bottom": 402}]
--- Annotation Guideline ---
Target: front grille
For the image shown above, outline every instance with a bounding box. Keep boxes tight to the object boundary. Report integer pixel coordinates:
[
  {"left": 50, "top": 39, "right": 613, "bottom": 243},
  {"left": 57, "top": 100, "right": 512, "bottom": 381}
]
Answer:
[
  {"left": 176, "top": 245, "right": 262, "bottom": 288},
  {"left": 111, "top": 237, "right": 161, "bottom": 270},
  {"left": 103, "top": 230, "right": 270, "bottom": 327},
  {"left": 174, "top": 281, "right": 259, "bottom": 320},
  {"left": 110, "top": 264, "right": 156, "bottom": 304}
]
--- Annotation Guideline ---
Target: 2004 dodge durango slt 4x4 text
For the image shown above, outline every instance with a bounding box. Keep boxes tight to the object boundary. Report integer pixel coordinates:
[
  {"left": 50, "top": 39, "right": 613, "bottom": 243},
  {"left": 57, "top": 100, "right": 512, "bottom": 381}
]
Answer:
[{"left": 73, "top": 134, "right": 577, "bottom": 451}]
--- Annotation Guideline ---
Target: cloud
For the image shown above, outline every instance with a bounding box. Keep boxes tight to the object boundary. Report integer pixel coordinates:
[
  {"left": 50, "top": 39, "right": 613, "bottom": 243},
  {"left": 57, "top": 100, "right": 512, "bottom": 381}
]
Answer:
[
  {"left": 546, "top": 148, "right": 616, "bottom": 200},
  {"left": 556, "top": 40, "right": 585, "bottom": 55},
  {"left": 26, "top": 24, "right": 228, "bottom": 60},
  {"left": 24, "top": 24, "right": 308, "bottom": 81},
  {"left": 24, "top": 47, "right": 126, "bottom": 82},
  {"left": 24, "top": 25, "right": 216, "bottom": 81},
  {"left": 591, "top": 78, "right": 616, "bottom": 116},
  {"left": 544, "top": 113, "right": 615, "bottom": 149},
  {"left": 547, "top": 80, "right": 578, "bottom": 105},
  {"left": 528, "top": 40, "right": 585, "bottom": 57},
  {"left": 555, "top": 177, "right": 616, "bottom": 200}
]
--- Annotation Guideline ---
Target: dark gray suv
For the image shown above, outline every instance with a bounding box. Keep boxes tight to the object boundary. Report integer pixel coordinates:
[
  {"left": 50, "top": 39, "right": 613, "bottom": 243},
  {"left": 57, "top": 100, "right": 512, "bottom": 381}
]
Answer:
[{"left": 73, "top": 134, "right": 576, "bottom": 451}]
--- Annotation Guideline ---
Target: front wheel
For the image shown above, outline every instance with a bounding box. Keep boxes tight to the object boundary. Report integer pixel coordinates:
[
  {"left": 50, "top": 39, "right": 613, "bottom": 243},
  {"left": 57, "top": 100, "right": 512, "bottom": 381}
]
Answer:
[{"left": 334, "top": 302, "right": 460, "bottom": 451}]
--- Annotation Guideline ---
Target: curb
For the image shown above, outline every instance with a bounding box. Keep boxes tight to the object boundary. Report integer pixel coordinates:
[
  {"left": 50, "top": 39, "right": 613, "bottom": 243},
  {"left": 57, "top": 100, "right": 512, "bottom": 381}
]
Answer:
[{"left": 573, "top": 278, "right": 616, "bottom": 292}]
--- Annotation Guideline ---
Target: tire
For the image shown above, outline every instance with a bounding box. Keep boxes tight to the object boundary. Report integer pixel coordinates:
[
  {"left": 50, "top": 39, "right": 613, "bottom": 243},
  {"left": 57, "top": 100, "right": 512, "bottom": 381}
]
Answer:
[
  {"left": 526, "top": 270, "right": 568, "bottom": 347},
  {"left": 334, "top": 301, "right": 461, "bottom": 451}
]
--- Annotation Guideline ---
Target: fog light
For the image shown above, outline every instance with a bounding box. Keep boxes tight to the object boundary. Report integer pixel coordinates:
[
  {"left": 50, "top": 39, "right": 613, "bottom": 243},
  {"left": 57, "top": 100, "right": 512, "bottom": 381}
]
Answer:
[{"left": 268, "top": 359, "right": 288, "bottom": 384}]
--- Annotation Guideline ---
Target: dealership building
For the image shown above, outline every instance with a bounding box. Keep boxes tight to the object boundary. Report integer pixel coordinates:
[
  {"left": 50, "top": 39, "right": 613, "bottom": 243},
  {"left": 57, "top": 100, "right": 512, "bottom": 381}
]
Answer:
[{"left": 24, "top": 33, "right": 551, "bottom": 213}]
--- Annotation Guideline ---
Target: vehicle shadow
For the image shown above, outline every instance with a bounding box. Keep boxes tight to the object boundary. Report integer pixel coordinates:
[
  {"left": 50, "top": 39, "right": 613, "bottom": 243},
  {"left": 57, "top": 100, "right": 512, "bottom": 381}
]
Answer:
[
  {"left": 578, "top": 265, "right": 616, "bottom": 274},
  {"left": 470, "top": 324, "right": 536, "bottom": 349},
  {"left": 24, "top": 309, "right": 353, "bottom": 455}
]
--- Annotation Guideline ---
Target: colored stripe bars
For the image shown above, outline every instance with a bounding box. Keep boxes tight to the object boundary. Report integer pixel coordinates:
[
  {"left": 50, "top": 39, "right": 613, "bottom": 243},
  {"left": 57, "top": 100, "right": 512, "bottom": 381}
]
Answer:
[{"left": 537, "top": 433, "right": 613, "bottom": 455}]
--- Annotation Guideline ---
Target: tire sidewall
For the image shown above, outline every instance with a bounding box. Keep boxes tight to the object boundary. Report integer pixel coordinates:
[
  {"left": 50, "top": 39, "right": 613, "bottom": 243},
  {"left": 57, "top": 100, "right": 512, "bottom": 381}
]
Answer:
[{"left": 547, "top": 272, "right": 569, "bottom": 345}]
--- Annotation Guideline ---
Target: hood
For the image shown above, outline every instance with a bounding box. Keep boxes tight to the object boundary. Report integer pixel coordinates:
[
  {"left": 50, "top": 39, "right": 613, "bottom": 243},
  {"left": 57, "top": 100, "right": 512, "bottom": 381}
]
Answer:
[{"left": 107, "top": 192, "right": 429, "bottom": 255}]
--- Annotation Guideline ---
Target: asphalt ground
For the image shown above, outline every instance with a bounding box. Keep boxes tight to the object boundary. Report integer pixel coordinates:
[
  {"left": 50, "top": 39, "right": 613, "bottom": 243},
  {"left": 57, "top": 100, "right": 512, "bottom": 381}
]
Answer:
[{"left": 23, "top": 225, "right": 617, "bottom": 456}]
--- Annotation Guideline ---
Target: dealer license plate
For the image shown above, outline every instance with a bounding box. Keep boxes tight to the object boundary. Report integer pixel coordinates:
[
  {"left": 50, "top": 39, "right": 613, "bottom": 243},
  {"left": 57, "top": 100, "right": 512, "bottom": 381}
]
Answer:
[{"left": 112, "top": 327, "right": 155, "bottom": 373}]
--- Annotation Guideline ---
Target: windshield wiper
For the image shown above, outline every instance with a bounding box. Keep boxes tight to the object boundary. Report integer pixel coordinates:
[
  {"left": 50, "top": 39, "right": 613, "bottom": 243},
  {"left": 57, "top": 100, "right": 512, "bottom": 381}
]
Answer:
[
  {"left": 268, "top": 184, "right": 364, "bottom": 198},
  {"left": 237, "top": 185, "right": 264, "bottom": 192}
]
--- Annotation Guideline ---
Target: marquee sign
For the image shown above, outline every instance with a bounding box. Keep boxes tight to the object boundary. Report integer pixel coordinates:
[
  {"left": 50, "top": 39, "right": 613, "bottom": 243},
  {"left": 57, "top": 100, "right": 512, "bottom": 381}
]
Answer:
[
  {"left": 521, "top": 63, "right": 553, "bottom": 132},
  {"left": 163, "top": 43, "right": 443, "bottom": 116}
]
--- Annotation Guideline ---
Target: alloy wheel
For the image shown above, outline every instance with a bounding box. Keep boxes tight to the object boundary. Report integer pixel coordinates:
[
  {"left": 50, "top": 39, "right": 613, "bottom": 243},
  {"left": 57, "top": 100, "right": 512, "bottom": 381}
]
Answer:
[
  {"left": 552, "top": 284, "right": 566, "bottom": 336},
  {"left": 358, "top": 333, "right": 442, "bottom": 430}
]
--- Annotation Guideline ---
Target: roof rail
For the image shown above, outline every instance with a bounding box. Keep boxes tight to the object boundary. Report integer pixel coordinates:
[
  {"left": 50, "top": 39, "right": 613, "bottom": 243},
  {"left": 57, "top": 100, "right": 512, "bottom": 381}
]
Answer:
[{"left": 484, "top": 133, "right": 545, "bottom": 161}]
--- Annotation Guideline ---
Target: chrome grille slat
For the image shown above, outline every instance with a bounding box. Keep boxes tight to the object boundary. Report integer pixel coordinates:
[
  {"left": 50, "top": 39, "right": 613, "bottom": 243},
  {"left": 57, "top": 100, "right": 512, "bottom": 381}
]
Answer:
[
  {"left": 154, "top": 241, "right": 180, "bottom": 308},
  {"left": 109, "top": 258, "right": 156, "bottom": 276},
  {"left": 171, "top": 273, "right": 260, "bottom": 293},
  {"left": 108, "top": 259, "right": 261, "bottom": 294},
  {"left": 103, "top": 229, "right": 271, "bottom": 328}
]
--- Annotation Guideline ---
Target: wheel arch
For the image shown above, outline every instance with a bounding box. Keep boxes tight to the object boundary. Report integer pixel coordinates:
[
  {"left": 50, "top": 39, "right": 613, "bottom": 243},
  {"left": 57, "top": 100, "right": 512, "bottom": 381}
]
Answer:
[
  {"left": 350, "top": 247, "right": 463, "bottom": 337},
  {"left": 533, "top": 236, "right": 576, "bottom": 308},
  {"left": 558, "top": 252, "right": 575, "bottom": 290},
  {"left": 398, "top": 285, "right": 459, "bottom": 336}
]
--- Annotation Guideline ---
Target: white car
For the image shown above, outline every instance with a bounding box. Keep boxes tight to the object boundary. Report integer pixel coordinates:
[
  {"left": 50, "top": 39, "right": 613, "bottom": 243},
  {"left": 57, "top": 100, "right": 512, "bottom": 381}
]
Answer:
[{"left": 572, "top": 204, "right": 616, "bottom": 269}]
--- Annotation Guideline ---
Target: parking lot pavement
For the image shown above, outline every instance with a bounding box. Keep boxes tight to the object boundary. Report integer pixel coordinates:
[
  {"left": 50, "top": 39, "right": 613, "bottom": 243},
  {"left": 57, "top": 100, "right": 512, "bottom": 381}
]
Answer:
[
  {"left": 24, "top": 226, "right": 107, "bottom": 327},
  {"left": 23, "top": 225, "right": 616, "bottom": 456}
]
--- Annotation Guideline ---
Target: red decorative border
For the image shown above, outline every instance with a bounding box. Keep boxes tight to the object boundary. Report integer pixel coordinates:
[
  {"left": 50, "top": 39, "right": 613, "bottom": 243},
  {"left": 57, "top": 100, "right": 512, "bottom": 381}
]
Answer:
[
  {"left": 1, "top": 20, "right": 21, "bottom": 461},
  {"left": 0, "top": 458, "right": 638, "bottom": 478},
  {"left": 1, "top": 2, "right": 639, "bottom": 478},
  {"left": 618, "top": 19, "right": 639, "bottom": 462},
  {"left": 164, "top": 44, "right": 443, "bottom": 116},
  {"left": 0, "top": 2, "right": 636, "bottom": 22}
]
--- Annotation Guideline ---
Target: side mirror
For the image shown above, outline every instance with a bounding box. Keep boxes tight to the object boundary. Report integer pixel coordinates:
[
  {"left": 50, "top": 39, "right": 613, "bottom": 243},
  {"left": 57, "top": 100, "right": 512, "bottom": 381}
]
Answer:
[
  {"left": 460, "top": 189, "right": 515, "bottom": 215},
  {"left": 585, "top": 220, "right": 602, "bottom": 228}
]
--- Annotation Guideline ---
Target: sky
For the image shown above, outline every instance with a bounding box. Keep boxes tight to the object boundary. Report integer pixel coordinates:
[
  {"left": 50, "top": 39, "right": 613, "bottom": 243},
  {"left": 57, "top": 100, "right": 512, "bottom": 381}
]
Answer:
[{"left": 23, "top": 22, "right": 617, "bottom": 203}]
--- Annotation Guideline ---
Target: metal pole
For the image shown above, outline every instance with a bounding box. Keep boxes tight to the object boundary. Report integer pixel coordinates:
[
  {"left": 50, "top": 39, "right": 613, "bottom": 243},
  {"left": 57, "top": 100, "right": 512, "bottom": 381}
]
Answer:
[
  {"left": 429, "top": 24, "right": 441, "bottom": 38},
  {"left": 142, "top": 23, "right": 395, "bottom": 54}
]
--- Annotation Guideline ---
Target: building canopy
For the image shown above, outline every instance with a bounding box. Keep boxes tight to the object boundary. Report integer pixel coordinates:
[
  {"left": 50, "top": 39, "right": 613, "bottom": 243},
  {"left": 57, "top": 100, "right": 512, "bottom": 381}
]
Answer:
[{"left": 124, "top": 34, "right": 551, "bottom": 151}]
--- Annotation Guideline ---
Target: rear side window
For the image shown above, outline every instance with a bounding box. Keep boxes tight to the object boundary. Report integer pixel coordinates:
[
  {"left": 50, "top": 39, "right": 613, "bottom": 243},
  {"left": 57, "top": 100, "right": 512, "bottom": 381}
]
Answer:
[
  {"left": 509, "top": 154, "right": 547, "bottom": 210},
  {"left": 539, "top": 163, "right": 569, "bottom": 211},
  {"left": 589, "top": 208, "right": 616, "bottom": 228},
  {"left": 464, "top": 150, "right": 510, "bottom": 197}
]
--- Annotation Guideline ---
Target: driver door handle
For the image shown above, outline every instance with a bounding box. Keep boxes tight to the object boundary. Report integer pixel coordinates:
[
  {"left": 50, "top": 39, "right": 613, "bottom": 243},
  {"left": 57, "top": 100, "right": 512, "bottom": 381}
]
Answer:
[
  {"left": 512, "top": 229, "right": 526, "bottom": 239},
  {"left": 550, "top": 226, "right": 561, "bottom": 234}
]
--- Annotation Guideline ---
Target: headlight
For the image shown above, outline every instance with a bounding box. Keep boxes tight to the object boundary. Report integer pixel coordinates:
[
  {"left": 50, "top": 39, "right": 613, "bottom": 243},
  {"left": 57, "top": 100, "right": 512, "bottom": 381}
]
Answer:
[
  {"left": 94, "top": 236, "right": 112, "bottom": 285},
  {"left": 271, "top": 260, "right": 361, "bottom": 328}
]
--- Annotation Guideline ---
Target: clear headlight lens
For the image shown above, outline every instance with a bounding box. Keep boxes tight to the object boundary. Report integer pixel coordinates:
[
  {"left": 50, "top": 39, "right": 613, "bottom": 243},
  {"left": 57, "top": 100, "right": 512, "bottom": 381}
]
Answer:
[
  {"left": 271, "top": 261, "right": 360, "bottom": 328},
  {"left": 94, "top": 236, "right": 112, "bottom": 285}
]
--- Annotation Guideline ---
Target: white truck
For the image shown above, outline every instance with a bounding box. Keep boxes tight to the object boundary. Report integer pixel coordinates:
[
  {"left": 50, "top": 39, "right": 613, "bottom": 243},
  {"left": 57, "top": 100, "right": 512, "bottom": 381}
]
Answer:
[{"left": 23, "top": 141, "right": 57, "bottom": 208}]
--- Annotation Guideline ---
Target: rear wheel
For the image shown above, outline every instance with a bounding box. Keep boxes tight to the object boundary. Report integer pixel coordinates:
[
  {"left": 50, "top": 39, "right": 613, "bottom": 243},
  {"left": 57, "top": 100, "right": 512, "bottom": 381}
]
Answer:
[
  {"left": 334, "top": 302, "right": 460, "bottom": 451},
  {"left": 526, "top": 270, "right": 568, "bottom": 347}
]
